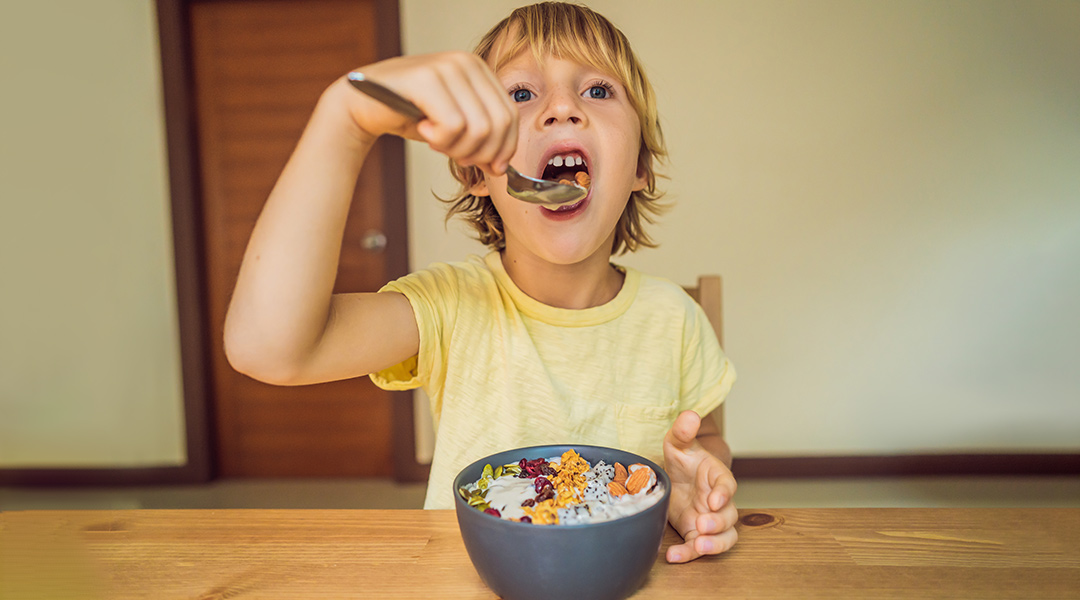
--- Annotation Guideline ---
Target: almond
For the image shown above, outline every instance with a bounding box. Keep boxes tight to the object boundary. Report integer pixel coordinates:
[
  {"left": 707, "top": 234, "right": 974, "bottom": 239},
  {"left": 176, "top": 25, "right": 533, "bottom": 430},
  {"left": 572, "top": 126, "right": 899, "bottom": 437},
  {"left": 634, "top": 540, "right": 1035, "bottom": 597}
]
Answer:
[
  {"left": 625, "top": 466, "right": 654, "bottom": 495},
  {"left": 613, "top": 462, "right": 628, "bottom": 485},
  {"left": 608, "top": 481, "right": 628, "bottom": 497}
]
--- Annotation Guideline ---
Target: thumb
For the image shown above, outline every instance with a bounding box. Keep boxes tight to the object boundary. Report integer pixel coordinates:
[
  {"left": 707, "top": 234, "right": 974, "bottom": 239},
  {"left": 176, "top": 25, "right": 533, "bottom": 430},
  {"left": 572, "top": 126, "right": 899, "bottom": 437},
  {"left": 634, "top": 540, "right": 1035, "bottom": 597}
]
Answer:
[{"left": 665, "top": 410, "right": 701, "bottom": 453}]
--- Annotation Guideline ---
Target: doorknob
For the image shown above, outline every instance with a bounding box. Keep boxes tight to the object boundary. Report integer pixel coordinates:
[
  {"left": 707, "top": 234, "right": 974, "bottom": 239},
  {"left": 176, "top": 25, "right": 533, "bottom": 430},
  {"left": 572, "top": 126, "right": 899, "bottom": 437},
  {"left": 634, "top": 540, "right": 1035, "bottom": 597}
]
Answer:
[{"left": 361, "top": 230, "right": 387, "bottom": 253}]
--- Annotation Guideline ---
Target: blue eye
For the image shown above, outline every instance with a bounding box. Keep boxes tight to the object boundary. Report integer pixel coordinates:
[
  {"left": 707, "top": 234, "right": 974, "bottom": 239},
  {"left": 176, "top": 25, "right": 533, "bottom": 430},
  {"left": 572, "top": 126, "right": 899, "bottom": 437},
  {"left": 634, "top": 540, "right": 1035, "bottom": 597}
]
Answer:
[
  {"left": 587, "top": 85, "right": 610, "bottom": 99},
  {"left": 512, "top": 88, "right": 533, "bottom": 102}
]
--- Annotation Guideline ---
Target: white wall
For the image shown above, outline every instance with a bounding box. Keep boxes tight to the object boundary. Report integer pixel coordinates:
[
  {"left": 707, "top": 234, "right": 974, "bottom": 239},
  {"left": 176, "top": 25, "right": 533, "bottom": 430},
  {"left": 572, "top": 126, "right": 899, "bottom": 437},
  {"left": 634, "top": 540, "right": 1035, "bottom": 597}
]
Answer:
[
  {"left": 402, "top": 0, "right": 1080, "bottom": 458},
  {"left": 0, "top": 1, "right": 186, "bottom": 467}
]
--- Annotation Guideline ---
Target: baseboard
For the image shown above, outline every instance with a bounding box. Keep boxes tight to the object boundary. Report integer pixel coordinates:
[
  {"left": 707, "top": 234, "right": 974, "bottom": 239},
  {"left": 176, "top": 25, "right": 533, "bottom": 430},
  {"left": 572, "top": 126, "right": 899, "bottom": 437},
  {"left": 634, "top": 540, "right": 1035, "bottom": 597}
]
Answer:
[{"left": 733, "top": 453, "right": 1080, "bottom": 478}]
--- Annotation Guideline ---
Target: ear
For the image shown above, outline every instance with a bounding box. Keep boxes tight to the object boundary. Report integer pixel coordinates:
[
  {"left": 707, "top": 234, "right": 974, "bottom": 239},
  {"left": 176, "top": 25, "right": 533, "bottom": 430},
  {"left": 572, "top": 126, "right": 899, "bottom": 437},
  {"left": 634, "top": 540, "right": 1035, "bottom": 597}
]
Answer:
[
  {"left": 469, "top": 173, "right": 491, "bottom": 197},
  {"left": 632, "top": 156, "right": 649, "bottom": 192}
]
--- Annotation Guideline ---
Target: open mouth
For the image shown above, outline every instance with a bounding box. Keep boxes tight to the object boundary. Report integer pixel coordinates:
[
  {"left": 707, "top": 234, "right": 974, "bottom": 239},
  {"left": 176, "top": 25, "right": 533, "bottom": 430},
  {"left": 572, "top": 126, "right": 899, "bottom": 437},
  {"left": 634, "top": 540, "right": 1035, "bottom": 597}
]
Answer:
[
  {"left": 540, "top": 151, "right": 590, "bottom": 186},
  {"left": 538, "top": 150, "right": 591, "bottom": 213}
]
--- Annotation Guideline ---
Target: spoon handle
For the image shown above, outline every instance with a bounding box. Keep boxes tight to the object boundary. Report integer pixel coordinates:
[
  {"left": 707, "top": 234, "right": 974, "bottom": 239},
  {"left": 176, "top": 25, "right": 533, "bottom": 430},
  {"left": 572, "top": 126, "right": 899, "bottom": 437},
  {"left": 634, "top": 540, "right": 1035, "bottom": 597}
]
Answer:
[{"left": 346, "top": 72, "right": 426, "bottom": 122}]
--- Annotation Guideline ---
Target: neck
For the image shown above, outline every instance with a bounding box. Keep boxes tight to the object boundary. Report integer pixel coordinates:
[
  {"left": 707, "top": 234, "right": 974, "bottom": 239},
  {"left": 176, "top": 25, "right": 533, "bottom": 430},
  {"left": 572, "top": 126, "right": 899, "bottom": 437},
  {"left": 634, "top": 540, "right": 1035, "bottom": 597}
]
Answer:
[{"left": 500, "top": 246, "right": 624, "bottom": 310}]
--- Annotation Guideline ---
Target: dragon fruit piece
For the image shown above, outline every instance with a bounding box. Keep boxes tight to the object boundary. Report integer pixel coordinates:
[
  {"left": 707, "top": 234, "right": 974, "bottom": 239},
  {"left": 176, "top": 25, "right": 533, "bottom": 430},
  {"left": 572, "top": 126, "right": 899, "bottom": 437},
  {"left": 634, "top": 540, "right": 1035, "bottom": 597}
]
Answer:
[
  {"left": 589, "top": 461, "right": 616, "bottom": 484},
  {"left": 583, "top": 479, "right": 609, "bottom": 502}
]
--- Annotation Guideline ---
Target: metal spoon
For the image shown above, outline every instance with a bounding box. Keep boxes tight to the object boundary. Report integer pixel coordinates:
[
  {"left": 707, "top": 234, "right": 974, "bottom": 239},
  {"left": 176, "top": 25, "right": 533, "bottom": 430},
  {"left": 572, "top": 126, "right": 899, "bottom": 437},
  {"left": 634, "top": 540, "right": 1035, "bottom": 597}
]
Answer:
[{"left": 346, "top": 72, "right": 587, "bottom": 207}]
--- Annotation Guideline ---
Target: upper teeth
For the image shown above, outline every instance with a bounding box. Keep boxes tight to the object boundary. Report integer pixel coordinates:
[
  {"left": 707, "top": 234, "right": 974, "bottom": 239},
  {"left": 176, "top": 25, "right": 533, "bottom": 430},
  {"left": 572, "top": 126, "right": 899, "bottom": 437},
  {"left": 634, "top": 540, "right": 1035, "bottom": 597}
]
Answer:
[{"left": 548, "top": 153, "right": 585, "bottom": 168}]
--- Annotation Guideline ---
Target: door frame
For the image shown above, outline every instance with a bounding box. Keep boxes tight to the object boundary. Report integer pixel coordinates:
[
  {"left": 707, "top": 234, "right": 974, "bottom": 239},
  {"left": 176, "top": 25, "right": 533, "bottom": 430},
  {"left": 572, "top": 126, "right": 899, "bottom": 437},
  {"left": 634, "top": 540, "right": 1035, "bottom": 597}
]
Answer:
[{"left": 154, "top": 0, "right": 426, "bottom": 483}]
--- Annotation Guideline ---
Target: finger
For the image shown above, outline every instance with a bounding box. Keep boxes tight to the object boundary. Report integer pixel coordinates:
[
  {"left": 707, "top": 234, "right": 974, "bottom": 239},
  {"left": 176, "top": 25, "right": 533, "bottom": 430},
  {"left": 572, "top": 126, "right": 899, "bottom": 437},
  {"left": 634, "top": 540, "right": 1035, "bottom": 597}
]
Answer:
[
  {"left": 664, "top": 410, "right": 701, "bottom": 453},
  {"left": 459, "top": 58, "right": 517, "bottom": 175},
  {"left": 412, "top": 71, "right": 468, "bottom": 153},
  {"left": 430, "top": 64, "right": 498, "bottom": 165},
  {"left": 667, "top": 525, "right": 739, "bottom": 563},
  {"left": 665, "top": 530, "right": 699, "bottom": 564},
  {"left": 696, "top": 501, "right": 738, "bottom": 536},
  {"left": 693, "top": 527, "right": 739, "bottom": 558},
  {"left": 700, "top": 460, "right": 736, "bottom": 512},
  {"left": 472, "top": 57, "right": 520, "bottom": 174}
]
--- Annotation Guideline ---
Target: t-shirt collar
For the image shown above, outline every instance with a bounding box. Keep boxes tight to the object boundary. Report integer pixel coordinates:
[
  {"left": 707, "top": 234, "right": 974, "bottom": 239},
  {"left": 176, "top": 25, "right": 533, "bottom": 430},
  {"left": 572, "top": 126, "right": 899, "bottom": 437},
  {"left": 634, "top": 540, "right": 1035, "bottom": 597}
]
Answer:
[{"left": 484, "top": 251, "right": 639, "bottom": 326}]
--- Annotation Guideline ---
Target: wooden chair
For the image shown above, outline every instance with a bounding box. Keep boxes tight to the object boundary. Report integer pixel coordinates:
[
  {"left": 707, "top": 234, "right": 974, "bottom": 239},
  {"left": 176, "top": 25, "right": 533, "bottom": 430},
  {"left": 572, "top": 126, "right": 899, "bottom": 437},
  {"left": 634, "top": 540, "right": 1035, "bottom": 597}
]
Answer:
[{"left": 682, "top": 275, "right": 725, "bottom": 437}]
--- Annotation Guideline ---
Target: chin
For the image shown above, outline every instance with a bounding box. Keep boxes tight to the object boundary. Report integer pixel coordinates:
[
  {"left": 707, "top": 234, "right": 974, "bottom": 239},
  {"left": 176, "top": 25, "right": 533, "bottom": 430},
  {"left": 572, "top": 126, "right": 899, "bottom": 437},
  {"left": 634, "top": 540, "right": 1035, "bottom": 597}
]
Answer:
[{"left": 532, "top": 238, "right": 613, "bottom": 267}]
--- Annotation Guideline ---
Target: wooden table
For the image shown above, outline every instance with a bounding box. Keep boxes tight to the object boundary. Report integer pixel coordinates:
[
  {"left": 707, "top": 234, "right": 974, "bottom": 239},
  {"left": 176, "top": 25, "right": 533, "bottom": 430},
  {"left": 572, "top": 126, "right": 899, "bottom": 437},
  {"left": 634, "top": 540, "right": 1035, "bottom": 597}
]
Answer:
[{"left": 2, "top": 508, "right": 1078, "bottom": 599}]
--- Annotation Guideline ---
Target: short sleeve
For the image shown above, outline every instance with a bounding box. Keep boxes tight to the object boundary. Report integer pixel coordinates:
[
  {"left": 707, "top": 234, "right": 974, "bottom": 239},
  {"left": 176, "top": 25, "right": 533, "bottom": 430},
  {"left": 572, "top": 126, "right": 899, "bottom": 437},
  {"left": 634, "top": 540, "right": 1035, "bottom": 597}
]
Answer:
[
  {"left": 369, "top": 263, "right": 460, "bottom": 393},
  {"left": 679, "top": 301, "right": 736, "bottom": 418}
]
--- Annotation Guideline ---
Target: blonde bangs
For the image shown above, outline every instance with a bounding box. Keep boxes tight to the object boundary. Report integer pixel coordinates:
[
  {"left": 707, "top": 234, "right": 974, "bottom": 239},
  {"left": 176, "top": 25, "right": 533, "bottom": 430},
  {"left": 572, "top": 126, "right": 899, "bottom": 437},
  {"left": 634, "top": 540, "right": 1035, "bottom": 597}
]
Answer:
[{"left": 485, "top": 6, "right": 627, "bottom": 91}]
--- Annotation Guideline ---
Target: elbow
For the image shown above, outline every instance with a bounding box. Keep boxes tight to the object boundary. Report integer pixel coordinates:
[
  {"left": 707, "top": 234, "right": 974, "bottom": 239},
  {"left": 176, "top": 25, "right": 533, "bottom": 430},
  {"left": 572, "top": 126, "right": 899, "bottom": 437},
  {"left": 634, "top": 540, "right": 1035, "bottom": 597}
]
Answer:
[{"left": 223, "top": 324, "right": 306, "bottom": 387}]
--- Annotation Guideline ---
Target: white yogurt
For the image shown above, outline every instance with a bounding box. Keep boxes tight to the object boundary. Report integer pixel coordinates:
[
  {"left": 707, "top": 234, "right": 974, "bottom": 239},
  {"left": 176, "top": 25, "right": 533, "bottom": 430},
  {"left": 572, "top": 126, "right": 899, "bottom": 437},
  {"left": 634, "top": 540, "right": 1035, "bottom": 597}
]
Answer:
[{"left": 482, "top": 475, "right": 536, "bottom": 520}]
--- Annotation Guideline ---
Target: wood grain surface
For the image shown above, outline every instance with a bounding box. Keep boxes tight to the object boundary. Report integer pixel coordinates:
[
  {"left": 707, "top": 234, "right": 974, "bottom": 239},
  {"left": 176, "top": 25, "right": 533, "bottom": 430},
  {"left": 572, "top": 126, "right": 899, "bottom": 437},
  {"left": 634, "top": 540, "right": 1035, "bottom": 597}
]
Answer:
[{"left": 2, "top": 508, "right": 1077, "bottom": 599}]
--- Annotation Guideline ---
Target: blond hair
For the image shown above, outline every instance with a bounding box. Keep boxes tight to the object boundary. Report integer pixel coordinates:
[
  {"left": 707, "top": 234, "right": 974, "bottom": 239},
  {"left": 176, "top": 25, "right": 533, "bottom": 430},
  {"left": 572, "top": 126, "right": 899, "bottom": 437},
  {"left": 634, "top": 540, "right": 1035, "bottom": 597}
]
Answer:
[{"left": 442, "top": 2, "right": 667, "bottom": 255}]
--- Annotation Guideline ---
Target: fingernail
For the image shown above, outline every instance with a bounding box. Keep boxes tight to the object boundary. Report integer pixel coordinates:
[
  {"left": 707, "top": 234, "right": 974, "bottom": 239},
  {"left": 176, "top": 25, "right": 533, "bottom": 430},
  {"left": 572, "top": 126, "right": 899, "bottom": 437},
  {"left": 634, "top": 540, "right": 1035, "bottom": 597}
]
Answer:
[
  {"left": 669, "top": 551, "right": 682, "bottom": 562},
  {"left": 700, "top": 539, "right": 714, "bottom": 553},
  {"left": 703, "top": 517, "right": 716, "bottom": 531}
]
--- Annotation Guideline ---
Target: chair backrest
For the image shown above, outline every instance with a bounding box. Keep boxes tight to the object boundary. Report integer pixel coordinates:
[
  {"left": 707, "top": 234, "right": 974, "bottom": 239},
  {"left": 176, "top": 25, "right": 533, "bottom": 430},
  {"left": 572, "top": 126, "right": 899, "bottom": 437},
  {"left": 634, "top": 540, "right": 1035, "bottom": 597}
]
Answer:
[{"left": 683, "top": 275, "right": 725, "bottom": 437}]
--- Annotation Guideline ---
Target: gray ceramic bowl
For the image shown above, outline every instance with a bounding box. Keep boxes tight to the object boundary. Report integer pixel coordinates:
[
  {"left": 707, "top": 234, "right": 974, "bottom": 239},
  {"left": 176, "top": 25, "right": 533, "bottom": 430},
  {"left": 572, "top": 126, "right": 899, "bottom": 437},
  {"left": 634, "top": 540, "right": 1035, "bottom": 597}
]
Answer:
[{"left": 453, "top": 444, "right": 671, "bottom": 600}]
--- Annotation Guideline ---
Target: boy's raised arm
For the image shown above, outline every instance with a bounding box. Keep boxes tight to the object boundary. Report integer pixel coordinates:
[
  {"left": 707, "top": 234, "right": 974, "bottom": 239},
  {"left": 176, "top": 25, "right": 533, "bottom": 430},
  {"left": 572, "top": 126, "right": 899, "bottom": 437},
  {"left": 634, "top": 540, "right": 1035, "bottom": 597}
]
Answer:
[{"left": 223, "top": 53, "right": 518, "bottom": 386}]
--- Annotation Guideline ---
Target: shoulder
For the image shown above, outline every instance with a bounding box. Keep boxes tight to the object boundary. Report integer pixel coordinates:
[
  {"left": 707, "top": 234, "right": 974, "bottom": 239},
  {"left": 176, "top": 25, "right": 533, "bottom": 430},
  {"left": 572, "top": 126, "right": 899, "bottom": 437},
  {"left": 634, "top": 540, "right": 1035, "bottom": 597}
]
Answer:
[
  {"left": 631, "top": 270, "right": 698, "bottom": 314},
  {"left": 381, "top": 254, "right": 496, "bottom": 298},
  {"left": 626, "top": 269, "right": 715, "bottom": 347}
]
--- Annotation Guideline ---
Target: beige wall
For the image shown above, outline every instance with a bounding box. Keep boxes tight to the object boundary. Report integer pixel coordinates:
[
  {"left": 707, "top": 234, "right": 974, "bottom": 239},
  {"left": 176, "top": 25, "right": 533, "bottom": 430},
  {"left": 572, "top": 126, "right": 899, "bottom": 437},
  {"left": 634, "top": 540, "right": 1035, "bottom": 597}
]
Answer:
[
  {"left": 0, "top": 1, "right": 185, "bottom": 467},
  {"left": 402, "top": 0, "right": 1080, "bottom": 458},
  {"left": 1, "top": 1, "right": 1076, "bottom": 470}
]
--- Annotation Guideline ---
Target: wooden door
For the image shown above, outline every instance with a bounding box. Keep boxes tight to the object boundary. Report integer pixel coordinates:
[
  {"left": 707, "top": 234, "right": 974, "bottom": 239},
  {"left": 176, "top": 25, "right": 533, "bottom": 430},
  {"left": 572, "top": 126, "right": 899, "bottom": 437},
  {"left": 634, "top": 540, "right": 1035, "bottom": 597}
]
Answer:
[{"left": 188, "top": 0, "right": 410, "bottom": 477}]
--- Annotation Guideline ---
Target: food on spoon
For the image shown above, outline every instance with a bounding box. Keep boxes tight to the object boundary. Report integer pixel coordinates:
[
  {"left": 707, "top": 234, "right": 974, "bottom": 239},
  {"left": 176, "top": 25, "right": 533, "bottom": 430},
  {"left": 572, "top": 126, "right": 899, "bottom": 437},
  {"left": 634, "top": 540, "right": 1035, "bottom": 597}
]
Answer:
[{"left": 458, "top": 449, "right": 663, "bottom": 524}]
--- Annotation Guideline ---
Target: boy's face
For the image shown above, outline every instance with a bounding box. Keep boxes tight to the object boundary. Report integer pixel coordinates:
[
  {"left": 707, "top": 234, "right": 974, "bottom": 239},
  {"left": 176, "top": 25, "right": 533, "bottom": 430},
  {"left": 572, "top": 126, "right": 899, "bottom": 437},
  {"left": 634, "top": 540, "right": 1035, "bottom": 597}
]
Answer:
[{"left": 473, "top": 47, "right": 647, "bottom": 267}]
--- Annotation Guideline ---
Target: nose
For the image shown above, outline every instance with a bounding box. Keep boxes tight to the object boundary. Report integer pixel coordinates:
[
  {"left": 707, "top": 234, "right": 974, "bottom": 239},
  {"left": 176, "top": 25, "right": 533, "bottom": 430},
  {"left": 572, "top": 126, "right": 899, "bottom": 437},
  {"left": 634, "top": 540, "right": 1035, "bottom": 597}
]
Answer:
[{"left": 537, "top": 86, "right": 586, "bottom": 128}]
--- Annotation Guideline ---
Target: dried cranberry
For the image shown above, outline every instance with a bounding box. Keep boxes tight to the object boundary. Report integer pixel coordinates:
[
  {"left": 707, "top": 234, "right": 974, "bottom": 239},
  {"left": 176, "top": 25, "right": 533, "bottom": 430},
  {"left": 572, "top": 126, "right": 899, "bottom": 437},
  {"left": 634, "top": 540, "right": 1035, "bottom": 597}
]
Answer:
[
  {"left": 534, "top": 477, "right": 552, "bottom": 493},
  {"left": 518, "top": 458, "right": 528, "bottom": 469},
  {"left": 540, "top": 465, "right": 555, "bottom": 476},
  {"left": 520, "top": 516, "right": 532, "bottom": 524},
  {"left": 521, "top": 498, "right": 536, "bottom": 507},
  {"left": 484, "top": 508, "right": 501, "bottom": 517}
]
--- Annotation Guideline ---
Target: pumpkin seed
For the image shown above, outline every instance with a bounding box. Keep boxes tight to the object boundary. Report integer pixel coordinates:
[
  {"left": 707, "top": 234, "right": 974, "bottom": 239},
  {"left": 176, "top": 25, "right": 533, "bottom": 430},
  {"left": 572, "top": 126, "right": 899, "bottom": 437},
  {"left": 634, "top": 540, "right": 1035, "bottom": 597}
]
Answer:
[
  {"left": 494, "top": 465, "right": 503, "bottom": 479},
  {"left": 482, "top": 464, "right": 493, "bottom": 479}
]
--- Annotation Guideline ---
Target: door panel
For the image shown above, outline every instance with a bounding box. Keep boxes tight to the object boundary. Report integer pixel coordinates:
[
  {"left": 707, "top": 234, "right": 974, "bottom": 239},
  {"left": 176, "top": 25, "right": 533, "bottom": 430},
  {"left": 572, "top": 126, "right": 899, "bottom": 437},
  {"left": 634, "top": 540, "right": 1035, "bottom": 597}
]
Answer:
[{"left": 190, "top": 0, "right": 398, "bottom": 477}]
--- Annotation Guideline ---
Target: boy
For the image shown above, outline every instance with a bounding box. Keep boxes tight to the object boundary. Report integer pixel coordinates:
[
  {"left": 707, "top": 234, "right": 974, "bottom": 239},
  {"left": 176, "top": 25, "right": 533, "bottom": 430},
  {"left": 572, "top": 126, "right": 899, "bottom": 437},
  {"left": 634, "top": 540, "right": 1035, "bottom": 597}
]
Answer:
[{"left": 224, "top": 2, "right": 737, "bottom": 563}]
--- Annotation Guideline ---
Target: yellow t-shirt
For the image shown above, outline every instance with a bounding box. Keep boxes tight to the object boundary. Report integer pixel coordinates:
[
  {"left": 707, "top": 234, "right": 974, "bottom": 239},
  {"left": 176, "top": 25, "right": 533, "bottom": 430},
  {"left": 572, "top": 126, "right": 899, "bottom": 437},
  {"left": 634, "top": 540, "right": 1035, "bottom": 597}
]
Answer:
[{"left": 371, "top": 253, "right": 736, "bottom": 509}]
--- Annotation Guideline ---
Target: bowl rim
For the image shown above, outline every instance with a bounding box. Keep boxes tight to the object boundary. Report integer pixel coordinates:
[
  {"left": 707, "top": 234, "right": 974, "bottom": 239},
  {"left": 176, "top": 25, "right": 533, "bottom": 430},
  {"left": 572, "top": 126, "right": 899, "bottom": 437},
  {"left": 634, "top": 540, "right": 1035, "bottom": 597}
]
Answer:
[{"left": 452, "top": 443, "right": 671, "bottom": 529}]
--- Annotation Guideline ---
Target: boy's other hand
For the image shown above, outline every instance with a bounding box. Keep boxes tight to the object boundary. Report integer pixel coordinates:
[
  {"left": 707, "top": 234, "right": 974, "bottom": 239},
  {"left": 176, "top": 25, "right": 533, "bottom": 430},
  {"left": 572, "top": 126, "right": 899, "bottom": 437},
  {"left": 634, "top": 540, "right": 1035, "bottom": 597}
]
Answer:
[
  {"left": 332, "top": 52, "right": 518, "bottom": 177},
  {"left": 663, "top": 410, "right": 738, "bottom": 563}
]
